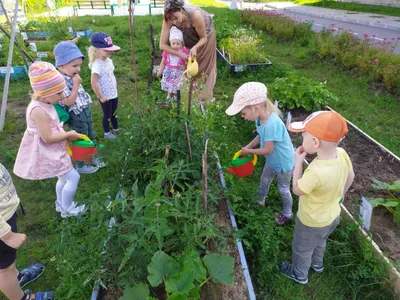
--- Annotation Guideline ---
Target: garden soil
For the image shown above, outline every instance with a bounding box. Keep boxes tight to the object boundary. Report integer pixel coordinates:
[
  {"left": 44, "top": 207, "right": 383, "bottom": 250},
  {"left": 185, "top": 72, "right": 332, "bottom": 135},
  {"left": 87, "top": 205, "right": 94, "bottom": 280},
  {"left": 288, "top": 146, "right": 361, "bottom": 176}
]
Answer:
[
  {"left": 200, "top": 199, "right": 249, "bottom": 300},
  {"left": 290, "top": 109, "right": 400, "bottom": 270}
]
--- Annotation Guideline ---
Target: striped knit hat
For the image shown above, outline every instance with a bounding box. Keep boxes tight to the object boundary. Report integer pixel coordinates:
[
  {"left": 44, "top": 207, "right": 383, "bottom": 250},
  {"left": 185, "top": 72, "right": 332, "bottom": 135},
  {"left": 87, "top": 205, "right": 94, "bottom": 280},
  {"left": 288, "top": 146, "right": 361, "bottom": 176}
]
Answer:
[{"left": 29, "top": 62, "right": 66, "bottom": 98}]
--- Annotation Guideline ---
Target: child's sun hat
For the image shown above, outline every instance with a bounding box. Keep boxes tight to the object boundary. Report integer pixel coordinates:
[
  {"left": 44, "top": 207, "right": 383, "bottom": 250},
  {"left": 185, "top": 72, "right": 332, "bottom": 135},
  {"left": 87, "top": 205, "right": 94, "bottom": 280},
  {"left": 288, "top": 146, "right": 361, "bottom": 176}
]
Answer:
[
  {"left": 90, "top": 32, "right": 120, "bottom": 51},
  {"left": 28, "top": 62, "right": 66, "bottom": 98},
  {"left": 169, "top": 26, "right": 183, "bottom": 42},
  {"left": 288, "top": 111, "right": 348, "bottom": 142},
  {"left": 54, "top": 41, "right": 84, "bottom": 67},
  {"left": 226, "top": 82, "right": 267, "bottom": 116}
]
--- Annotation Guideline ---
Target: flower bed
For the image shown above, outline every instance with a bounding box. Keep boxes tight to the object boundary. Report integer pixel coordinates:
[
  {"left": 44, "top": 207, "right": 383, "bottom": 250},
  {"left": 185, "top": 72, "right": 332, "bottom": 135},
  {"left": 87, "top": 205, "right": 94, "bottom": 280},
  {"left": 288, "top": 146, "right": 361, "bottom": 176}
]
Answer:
[
  {"left": 242, "top": 9, "right": 400, "bottom": 91},
  {"left": 0, "top": 65, "right": 28, "bottom": 79}
]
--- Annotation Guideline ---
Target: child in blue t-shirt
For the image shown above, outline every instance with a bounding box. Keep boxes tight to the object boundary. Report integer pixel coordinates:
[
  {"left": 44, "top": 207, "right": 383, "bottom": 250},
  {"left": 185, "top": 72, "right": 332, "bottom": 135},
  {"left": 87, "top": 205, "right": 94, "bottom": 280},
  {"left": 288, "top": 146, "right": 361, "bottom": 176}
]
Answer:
[{"left": 226, "top": 82, "right": 295, "bottom": 225}]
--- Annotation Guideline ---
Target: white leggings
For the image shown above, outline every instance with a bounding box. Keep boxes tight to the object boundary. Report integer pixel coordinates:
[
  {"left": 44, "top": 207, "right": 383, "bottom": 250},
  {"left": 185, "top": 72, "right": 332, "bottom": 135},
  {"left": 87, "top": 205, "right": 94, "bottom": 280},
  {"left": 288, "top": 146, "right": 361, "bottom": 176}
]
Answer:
[{"left": 56, "top": 168, "right": 80, "bottom": 210}]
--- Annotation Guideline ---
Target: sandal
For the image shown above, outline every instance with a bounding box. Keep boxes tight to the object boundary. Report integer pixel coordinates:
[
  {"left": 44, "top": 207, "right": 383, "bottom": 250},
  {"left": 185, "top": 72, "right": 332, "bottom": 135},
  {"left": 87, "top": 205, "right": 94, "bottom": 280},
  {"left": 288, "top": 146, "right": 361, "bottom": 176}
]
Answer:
[
  {"left": 18, "top": 263, "right": 45, "bottom": 288},
  {"left": 24, "top": 289, "right": 54, "bottom": 300}
]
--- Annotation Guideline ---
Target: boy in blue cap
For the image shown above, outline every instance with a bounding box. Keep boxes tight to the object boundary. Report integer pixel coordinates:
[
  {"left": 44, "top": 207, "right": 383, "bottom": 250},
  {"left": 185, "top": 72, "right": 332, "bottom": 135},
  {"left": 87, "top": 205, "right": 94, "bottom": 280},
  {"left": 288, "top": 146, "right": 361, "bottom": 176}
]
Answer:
[{"left": 53, "top": 41, "right": 106, "bottom": 176}]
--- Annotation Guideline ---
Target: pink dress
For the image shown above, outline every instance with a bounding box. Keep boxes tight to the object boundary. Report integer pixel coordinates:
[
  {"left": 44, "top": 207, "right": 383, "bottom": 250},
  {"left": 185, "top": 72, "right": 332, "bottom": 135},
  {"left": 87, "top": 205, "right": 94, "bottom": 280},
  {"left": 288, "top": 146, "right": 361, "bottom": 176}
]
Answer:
[
  {"left": 161, "top": 48, "right": 189, "bottom": 93},
  {"left": 13, "top": 101, "right": 73, "bottom": 180}
]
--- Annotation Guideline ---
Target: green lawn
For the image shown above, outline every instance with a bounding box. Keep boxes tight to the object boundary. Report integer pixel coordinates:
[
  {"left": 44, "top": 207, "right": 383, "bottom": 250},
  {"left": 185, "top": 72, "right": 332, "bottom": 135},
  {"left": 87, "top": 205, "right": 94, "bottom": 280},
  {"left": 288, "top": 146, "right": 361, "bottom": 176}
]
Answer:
[{"left": 0, "top": 4, "right": 398, "bottom": 300}]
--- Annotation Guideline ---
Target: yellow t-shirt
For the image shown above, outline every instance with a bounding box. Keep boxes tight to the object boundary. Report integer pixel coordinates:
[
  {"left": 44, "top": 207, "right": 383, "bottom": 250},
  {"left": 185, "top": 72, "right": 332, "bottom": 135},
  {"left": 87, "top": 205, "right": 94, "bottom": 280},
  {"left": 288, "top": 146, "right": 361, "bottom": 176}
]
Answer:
[{"left": 297, "top": 147, "right": 353, "bottom": 227}]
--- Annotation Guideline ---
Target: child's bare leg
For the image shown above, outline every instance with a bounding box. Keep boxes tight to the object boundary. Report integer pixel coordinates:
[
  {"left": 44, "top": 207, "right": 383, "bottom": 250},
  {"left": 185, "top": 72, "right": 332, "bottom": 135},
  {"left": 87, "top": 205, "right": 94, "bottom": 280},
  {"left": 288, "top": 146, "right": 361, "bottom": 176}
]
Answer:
[
  {"left": 0, "top": 263, "right": 24, "bottom": 300},
  {"left": 168, "top": 92, "right": 174, "bottom": 99}
]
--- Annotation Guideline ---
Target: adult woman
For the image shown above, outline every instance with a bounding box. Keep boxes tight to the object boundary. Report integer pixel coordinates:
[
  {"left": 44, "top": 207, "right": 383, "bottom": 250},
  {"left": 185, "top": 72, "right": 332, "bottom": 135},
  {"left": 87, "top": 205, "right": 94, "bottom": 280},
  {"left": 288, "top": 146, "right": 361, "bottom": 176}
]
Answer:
[{"left": 160, "top": 0, "right": 216, "bottom": 101}]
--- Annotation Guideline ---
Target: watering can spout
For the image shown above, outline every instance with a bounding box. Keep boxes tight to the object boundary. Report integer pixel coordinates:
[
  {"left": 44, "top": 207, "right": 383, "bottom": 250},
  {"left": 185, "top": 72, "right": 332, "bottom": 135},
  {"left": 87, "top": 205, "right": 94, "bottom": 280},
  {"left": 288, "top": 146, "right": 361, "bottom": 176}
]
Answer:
[{"left": 226, "top": 167, "right": 237, "bottom": 176}]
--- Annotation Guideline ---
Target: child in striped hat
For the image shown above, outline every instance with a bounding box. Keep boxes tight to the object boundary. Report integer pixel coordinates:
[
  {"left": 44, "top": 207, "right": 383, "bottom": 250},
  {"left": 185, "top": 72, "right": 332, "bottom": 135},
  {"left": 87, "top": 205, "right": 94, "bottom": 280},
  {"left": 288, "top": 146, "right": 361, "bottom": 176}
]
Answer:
[{"left": 13, "top": 61, "right": 86, "bottom": 218}]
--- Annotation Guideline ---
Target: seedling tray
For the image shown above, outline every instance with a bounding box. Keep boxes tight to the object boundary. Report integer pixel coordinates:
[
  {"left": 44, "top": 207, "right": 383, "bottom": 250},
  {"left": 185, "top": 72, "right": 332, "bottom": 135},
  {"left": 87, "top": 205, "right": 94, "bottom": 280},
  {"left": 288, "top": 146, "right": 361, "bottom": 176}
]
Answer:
[
  {"left": 216, "top": 48, "right": 272, "bottom": 73},
  {"left": 0, "top": 66, "right": 28, "bottom": 79}
]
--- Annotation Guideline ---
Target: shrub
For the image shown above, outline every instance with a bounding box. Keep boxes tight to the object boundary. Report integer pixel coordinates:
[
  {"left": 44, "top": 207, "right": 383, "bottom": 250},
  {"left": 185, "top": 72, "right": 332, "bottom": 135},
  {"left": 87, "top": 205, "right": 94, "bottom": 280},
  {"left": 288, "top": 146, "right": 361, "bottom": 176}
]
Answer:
[
  {"left": 269, "top": 74, "right": 338, "bottom": 111},
  {"left": 218, "top": 28, "right": 268, "bottom": 64}
]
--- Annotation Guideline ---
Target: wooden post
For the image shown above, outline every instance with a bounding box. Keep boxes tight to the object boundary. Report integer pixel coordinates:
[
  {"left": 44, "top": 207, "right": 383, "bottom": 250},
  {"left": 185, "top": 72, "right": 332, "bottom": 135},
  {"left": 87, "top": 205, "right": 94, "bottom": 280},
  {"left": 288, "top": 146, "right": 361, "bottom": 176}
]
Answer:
[
  {"left": 128, "top": 0, "right": 142, "bottom": 124},
  {"left": 202, "top": 139, "right": 209, "bottom": 214},
  {"left": 0, "top": 0, "right": 19, "bottom": 132},
  {"left": 148, "top": 23, "right": 156, "bottom": 91},
  {"left": 176, "top": 90, "right": 181, "bottom": 115},
  {"left": 187, "top": 79, "right": 193, "bottom": 116},
  {"left": 184, "top": 121, "right": 192, "bottom": 161}
]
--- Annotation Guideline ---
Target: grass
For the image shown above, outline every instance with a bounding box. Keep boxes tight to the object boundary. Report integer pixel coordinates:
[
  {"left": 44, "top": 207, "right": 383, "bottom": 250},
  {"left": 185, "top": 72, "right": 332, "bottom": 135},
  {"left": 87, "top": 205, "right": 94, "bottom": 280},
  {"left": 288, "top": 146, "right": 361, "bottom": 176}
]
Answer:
[{"left": 0, "top": 4, "right": 398, "bottom": 300}]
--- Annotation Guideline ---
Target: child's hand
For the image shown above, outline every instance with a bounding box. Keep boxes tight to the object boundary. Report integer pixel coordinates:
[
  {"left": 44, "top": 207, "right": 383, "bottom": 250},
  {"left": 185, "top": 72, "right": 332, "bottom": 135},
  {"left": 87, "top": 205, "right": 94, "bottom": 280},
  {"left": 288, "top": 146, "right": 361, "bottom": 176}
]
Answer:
[
  {"left": 72, "top": 74, "right": 82, "bottom": 86},
  {"left": 1, "top": 231, "right": 27, "bottom": 249},
  {"left": 67, "top": 130, "right": 81, "bottom": 141},
  {"left": 157, "top": 71, "right": 162, "bottom": 78},
  {"left": 99, "top": 96, "right": 109, "bottom": 103},
  {"left": 295, "top": 146, "right": 307, "bottom": 163},
  {"left": 179, "top": 52, "right": 189, "bottom": 61},
  {"left": 241, "top": 147, "right": 251, "bottom": 156}
]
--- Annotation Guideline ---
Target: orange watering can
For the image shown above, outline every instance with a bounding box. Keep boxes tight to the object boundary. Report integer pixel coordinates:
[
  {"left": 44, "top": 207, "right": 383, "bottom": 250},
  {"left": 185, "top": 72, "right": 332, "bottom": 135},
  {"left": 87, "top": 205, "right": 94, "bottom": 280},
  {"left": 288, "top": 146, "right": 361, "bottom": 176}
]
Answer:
[
  {"left": 67, "top": 134, "right": 103, "bottom": 163},
  {"left": 184, "top": 56, "right": 198, "bottom": 77},
  {"left": 225, "top": 150, "right": 258, "bottom": 178}
]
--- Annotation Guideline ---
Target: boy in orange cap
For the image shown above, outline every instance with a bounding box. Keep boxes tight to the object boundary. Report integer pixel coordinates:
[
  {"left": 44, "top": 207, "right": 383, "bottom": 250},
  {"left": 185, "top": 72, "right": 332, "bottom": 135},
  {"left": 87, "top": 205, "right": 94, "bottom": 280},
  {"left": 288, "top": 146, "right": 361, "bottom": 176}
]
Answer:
[{"left": 280, "top": 111, "right": 355, "bottom": 284}]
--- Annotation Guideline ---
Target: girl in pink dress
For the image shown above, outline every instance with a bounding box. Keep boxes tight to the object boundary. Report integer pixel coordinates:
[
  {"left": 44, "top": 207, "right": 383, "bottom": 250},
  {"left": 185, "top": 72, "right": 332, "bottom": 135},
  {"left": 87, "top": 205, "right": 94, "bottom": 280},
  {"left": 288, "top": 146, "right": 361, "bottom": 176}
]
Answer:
[
  {"left": 157, "top": 26, "right": 189, "bottom": 102},
  {"left": 13, "top": 62, "right": 86, "bottom": 218}
]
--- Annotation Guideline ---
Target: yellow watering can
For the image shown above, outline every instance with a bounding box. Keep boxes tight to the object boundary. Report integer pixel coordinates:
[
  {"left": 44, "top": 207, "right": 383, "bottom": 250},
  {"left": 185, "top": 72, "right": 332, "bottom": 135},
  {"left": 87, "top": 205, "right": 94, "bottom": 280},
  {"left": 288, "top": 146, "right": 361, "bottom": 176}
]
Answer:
[{"left": 184, "top": 56, "right": 198, "bottom": 77}]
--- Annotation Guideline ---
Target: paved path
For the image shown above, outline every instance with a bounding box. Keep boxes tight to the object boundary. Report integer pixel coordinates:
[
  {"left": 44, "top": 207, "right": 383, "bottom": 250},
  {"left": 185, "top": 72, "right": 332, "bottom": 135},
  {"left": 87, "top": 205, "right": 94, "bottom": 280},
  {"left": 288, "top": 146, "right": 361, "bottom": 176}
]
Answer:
[{"left": 218, "top": 1, "right": 400, "bottom": 54}]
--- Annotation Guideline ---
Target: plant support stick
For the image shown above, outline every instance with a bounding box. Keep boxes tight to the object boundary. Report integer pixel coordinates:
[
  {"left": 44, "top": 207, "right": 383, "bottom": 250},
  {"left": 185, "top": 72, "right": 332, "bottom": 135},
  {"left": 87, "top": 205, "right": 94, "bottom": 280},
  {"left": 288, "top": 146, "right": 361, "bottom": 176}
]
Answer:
[{"left": 184, "top": 121, "right": 192, "bottom": 161}]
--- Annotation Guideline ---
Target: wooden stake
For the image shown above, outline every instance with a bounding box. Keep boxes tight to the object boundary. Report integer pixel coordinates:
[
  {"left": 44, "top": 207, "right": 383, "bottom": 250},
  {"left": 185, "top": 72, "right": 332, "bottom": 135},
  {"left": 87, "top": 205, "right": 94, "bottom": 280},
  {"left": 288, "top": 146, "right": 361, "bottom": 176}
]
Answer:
[
  {"left": 202, "top": 139, "right": 209, "bottom": 214},
  {"left": 148, "top": 23, "right": 157, "bottom": 91},
  {"left": 176, "top": 90, "right": 181, "bottom": 115},
  {"left": 187, "top": 79, "right": 193, "bottom": 116},
  {"left": 128, "top": 0, "right": 142, "bottom": 125},
  {"left": 184, "top": 121, "right": 192, "bottom": 161}
]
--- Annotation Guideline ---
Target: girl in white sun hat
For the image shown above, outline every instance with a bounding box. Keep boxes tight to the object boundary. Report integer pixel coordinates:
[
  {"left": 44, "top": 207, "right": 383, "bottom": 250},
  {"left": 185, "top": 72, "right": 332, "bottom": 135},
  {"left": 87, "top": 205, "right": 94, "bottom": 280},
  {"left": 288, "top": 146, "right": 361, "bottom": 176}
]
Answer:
[
  {"left": 157, "top": 26, "right": 189, "bottom": 103},
  {"left": 226, "top": 82, "right": 295, "bottom": 225}
]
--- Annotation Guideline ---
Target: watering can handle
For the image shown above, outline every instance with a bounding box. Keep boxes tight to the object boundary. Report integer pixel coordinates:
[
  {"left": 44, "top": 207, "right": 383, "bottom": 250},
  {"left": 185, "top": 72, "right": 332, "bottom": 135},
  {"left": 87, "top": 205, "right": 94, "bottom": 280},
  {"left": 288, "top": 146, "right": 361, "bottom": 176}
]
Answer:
[
  {"left": 67, "top": 134, "right": 92, "bottom": 156},
  {"left": 232, "top": 150, "right": 257, "bottom": 166}
]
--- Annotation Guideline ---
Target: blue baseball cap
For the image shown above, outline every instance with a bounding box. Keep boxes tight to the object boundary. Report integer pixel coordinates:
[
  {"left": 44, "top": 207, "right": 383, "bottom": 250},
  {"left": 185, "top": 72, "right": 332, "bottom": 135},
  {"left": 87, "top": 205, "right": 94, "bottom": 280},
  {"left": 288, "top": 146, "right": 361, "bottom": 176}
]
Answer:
[
  {"left": 90, "top": 32, "right": 120, "bottom": 51},
  {"left": 54, "top": 41, "right": 84, "bottom": 67}
]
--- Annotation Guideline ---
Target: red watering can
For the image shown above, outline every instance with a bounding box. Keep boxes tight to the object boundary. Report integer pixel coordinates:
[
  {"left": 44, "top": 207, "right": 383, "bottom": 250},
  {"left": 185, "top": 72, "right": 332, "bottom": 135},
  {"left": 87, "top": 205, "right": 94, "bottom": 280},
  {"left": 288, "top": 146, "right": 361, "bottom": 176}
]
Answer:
[
  {"left": 67, "top": 134, "right": 103, "bottom": 163},
  {"left": 225, "top": 150, "right": 258, "bottom": 178}
]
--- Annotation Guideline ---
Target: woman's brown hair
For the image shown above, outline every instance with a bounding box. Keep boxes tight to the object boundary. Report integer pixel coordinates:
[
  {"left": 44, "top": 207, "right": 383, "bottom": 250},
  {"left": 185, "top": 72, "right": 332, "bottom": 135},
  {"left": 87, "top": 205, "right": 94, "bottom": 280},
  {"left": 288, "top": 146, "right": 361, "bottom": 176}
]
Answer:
[{"left": 164, "top": 7, "right": 184, "bottom": 22}]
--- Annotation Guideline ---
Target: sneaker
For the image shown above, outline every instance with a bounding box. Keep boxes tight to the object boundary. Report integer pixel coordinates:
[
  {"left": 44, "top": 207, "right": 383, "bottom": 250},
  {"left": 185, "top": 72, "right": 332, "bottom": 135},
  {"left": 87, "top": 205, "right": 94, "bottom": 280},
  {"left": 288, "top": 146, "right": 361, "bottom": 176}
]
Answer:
[
  {"left": 257, "top": 199, "right": 267, "bottom": 206},
  {"left": 276, "top": 213, "right": 293, "bottom": 225},
  {"left": 61, "top": 202, "right": 87, "bottom": 218},
  {"left": 113, "top": 128, "right": 121, "bottom": 135},
  {"left": 18, "top": 263, "right": 45, "bottom": 288},
  {"left": 311, "top": 264, "right": 324, "bottom": 273},
  {"left": 92, "top": 157, "right": 107, "bottom": 168},
  {"left": 55, "top": 201, "right": 62, "bottom": 213},
  {"left": 279, "top": 261, "right": 308, "bottom": 285},
  {"left": 104, "top": 132, "right": 117, "bottom": 140},
  {"left": 76, "top": 164, "right": 99, "bottom": 174},
  {"left": 23, "top": 289, "right": 54, "bottom": 300}
]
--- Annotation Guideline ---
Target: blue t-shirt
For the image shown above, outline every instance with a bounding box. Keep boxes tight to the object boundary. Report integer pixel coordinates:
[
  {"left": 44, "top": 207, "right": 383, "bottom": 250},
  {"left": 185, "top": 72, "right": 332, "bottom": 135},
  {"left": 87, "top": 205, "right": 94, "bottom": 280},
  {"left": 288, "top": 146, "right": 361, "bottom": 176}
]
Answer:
[{"left": 256, "top": 113, "right": 295, "bottom": 172}]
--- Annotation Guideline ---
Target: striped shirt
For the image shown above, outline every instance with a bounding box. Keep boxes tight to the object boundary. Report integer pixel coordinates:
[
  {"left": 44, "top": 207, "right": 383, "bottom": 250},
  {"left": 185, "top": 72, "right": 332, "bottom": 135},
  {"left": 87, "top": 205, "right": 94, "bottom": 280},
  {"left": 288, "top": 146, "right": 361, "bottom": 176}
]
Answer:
[
  {"left": 0, "top": 163, "right": 19, "bottom": 238},
  {"left": 59, "top": 74, "right": 92, "bottom": 115}
]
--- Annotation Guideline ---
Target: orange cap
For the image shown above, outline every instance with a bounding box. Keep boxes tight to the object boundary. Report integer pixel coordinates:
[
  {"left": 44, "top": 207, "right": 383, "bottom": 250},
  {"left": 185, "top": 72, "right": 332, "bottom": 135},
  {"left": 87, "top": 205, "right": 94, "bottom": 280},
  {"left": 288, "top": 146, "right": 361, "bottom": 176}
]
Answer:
[{"left": 288, "top": 111, "right": 348, "bottom": 142}]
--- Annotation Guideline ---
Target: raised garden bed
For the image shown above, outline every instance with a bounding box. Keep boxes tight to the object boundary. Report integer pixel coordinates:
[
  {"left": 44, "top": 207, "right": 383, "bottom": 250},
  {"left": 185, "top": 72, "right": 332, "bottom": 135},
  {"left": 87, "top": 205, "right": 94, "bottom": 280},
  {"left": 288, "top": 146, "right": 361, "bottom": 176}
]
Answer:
[
  {"left": 216, "top": 48, "right": 272, "bottom": 73},
  {"left": 69, "top": 27, "right": 93, "bottom": 38}
]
